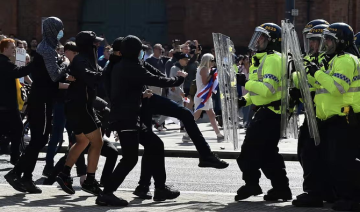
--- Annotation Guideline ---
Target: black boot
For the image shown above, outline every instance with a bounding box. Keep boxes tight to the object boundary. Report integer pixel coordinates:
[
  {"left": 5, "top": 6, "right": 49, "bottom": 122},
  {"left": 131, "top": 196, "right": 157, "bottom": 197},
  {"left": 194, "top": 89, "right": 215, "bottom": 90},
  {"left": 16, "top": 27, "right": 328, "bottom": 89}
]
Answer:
[
  {"left": 133, "top": 185, "right": 152, "bottom": 199},
  {"left": 235, "top": 184, "right": 262, "bottom": 201},
  {"left": 292, "top": 193, "right": 323, "bottom": 207},
  {"left": 4, "top": 169, "right": 26, "bottom": 192},
  {"left": 198, "top": 153, "right": 229, "bottom": 169},
  {"left": 153, "top": 185, "right": 180, "bottom": 202},
  {"left": 21, "top": 177, "right": 42, "bottom": 194},
  {"left": 263, "top": 187, "right": 292, "bottom": 201}
]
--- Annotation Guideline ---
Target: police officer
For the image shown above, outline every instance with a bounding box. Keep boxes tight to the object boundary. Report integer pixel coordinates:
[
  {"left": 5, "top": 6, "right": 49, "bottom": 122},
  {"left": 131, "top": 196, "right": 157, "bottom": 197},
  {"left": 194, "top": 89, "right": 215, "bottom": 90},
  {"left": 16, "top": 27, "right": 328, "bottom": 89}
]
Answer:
[
  {"left": 302, "top": 19, "right": 329, "bottom": 57},
  {"left": 307, "top": 23, "right": 360, "bottom": 211},
  {"left": 235, "top": 23, "right": 292, "bottom": 201},
  {"left": 291, "top": 23, "right": 333, "bottom": 208}
]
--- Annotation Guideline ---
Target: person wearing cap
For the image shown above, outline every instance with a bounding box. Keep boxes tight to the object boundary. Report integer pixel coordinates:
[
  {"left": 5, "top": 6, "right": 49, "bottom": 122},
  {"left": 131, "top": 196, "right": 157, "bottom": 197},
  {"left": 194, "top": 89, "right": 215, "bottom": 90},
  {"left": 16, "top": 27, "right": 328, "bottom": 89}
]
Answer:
[
  {"left": 56, "top": 31, "right": 104, "bottom": 196},
  {"left": 5, "top": 17, "right": 71, "bottom": 194},
  {"left": 96, "top": 35, "right": 187, "bottom": 207},
  {"left": 155, "top": 53, "right": 190, "bottom": 129}
]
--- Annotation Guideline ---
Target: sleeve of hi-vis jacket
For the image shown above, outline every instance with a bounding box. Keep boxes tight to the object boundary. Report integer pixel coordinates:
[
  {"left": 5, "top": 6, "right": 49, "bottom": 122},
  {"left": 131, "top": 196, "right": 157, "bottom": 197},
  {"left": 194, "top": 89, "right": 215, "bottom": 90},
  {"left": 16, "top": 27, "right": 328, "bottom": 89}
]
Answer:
[
  {"left": 245, "top": 56, "right": 281, "bottom": 98},
  {"left": 314, "top": 56, "right": 354, "bottom": 96}
]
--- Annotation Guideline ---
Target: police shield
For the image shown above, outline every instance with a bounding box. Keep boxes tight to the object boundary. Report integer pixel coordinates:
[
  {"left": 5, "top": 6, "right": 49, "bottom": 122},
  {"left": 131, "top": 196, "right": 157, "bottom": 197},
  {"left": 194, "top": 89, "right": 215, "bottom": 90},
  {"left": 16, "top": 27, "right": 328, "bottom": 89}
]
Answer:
[
  {"left": 283, "top": 20, "right": 320, "bottom": 145},
  {"left": 212, "top": 33, "right": 240, "bottom": 150},
  {"left": 280, "top": 20, "right": 299, "bottom": 139}
]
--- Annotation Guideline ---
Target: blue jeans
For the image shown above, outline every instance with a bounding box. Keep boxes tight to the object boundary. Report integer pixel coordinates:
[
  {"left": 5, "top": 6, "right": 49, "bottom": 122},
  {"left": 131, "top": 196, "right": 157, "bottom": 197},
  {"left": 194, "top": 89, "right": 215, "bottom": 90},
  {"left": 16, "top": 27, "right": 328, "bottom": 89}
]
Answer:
[{"left": 45, "top": 102, "right": 66, "bottom": 167}]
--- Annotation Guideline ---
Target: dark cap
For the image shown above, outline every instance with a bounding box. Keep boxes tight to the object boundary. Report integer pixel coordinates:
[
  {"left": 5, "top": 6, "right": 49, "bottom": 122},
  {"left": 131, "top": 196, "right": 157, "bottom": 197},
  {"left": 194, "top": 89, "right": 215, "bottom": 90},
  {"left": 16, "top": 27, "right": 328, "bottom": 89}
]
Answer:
[
  {"left": 76, "top": 31, "right": 104, "bottom": 47},
  {"left": 112, "top": 37, "right": 124, "bottom": 51},
  {"left": 178, "top": 53, "right": 190, "bottom": 60}
]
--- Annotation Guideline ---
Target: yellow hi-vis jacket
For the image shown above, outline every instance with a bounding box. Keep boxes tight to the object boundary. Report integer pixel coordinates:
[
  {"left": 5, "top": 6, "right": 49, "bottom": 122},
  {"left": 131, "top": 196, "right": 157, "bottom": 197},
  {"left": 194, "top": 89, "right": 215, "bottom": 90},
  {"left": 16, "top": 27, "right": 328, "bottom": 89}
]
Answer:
[
  {"left": 314, "top": 53, "right": 356, "bottom": 120},
  {"left": 243, "top": 51, "right": 282, "bottom": 114},
  {"left": 344, "top": 53, "right": 360, "bottom": 113}
]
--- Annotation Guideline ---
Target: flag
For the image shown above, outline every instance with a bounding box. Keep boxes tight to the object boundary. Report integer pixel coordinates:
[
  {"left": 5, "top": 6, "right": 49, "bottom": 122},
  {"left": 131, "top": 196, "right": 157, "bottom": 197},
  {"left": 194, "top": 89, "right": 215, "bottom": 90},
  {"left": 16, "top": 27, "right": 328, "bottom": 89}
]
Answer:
[{"left": 195, "top": 69, "right": 219, "bottom": 111}]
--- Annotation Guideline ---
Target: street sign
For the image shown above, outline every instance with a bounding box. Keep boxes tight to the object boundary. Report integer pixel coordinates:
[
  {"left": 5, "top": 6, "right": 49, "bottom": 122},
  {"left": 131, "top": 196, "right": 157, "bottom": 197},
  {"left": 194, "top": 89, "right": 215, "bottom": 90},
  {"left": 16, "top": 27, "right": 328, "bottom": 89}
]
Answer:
[{"left": 291, "top": 9, "right": 299, "bottom": 16}]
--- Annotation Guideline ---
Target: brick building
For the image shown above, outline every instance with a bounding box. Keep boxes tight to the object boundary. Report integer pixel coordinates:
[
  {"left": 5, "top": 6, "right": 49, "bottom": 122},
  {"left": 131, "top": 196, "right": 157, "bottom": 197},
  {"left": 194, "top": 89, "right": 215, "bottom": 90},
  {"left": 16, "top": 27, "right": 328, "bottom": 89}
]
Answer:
[{"left": 1, "top": 0, "right": 359, "bottom": 52}]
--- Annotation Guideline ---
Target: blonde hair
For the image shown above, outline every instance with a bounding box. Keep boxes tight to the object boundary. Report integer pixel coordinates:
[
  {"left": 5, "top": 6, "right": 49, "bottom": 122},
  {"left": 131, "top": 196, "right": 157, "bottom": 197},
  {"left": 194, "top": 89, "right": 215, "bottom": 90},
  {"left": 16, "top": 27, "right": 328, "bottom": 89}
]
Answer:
[{"left": 198, "top": 53, "right": 214, "bottom": 70}]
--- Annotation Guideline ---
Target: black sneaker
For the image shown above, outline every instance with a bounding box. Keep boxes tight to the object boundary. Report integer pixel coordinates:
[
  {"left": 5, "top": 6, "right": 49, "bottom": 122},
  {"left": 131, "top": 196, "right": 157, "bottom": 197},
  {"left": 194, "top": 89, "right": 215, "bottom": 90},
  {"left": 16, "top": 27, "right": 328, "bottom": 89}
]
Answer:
[
  {"left": 153, "top": 185, "right": 180, "bottom": 202},
  {"left": 235, "top": 184, "right": 262, "bottom": 201},
  {"left": 96, "top": 193, "right": 128, "bottom": 206},
  {"left": 56, "top": 172, "right": 75, "bottom": 194},
  {"left": 42, "top": 165, "right": 54, "bottom": 177},
  {"left": 4, "top": 169, "right": 26, "bottom": 192},
  {"left": 264, "top": 187, "right": 292, "bottom": 201},
  {"left": 292, "top": 193, "right": 323, "bottom": 207},
  {"left": 81, "top": 178, "right": 103, "bottom": 196},
  {"left": 21, "top": 178, "right": 42, "bottom": 194},
  {"left": 198, "top": 153, "right": 229, "bottom": 169},
  {"left": 332, "top": 200, "right": 360, "bottom": 211},
  {"left": 133, "top": 185, "right": 152, "bottom": 199}
]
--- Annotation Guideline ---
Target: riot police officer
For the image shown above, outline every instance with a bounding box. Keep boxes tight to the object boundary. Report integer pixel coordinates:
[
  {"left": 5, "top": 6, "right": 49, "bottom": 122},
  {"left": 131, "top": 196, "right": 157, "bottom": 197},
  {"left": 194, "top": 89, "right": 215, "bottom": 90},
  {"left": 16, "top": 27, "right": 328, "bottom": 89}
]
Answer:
[{"left": 235, "top": 23, "right": 292, "bottom": 202}]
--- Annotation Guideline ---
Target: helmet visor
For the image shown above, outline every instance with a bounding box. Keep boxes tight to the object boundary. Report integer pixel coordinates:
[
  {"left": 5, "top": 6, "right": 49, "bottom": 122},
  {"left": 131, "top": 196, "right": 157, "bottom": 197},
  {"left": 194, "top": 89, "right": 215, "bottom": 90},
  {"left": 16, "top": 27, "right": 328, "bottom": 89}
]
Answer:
[
  {"left": 319, "top": 31, "right": 337, "bottom": 54},
  {"left": 303, "top": 32, "right": 309, "bottom": 55},
  {"left": 305, "top": 33, "right": 322, "bottom": 55},
  {"left": 248, "top": 27, "right": 269, "bottom": 52}
]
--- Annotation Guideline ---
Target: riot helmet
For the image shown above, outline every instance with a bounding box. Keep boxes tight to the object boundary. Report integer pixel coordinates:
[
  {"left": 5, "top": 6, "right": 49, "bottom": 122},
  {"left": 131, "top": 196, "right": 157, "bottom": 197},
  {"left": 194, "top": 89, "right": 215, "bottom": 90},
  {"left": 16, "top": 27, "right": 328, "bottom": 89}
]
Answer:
[
  {"left": 248, "top": 23, "right": 281, "bottom": 52},
  {"left": 303, "top": 19, "right": 329, "bottom": 54}
]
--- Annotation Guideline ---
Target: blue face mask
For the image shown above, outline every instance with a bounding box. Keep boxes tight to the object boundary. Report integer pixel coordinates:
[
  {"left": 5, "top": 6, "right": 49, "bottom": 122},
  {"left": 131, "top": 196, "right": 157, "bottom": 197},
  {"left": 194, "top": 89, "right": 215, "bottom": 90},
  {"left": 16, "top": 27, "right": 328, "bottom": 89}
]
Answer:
[
  {"left": 138, "top": 50, "right": 145, "bottom": 60},
  {"left": 57, "top": 30, "right": 64, "bottom": 40}
]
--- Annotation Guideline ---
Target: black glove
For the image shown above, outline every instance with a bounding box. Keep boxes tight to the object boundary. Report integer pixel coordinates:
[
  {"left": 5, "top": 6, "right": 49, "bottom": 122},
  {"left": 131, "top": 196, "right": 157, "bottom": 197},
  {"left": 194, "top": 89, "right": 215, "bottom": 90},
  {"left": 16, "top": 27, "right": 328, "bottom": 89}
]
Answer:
[
  {"left": 307, "top": 62, "right": 320, "bottom": 77},
  {"left": 237, "top": 73, "right": 248, "bottom": 87},
  {"left": 289, "top": 88, "right": 302, "bottom": 102},
  {"left": 238, "top": 97, "right": 247, "bottom": 108},
  {"left": 289, "top": 59, "right": 296, "bottom": 74}
]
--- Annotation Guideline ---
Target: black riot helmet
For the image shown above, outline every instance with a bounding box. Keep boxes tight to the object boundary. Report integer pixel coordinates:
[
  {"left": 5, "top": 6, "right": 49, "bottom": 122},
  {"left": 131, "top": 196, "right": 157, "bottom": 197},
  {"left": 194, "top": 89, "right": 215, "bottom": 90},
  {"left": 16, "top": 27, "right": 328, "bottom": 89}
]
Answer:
[
  {"left": 319, "top": 22, "right": 355, "bottom": 55},
  {"left": 355, "top": 32, "right": 360, "bottom": 53},
  {"left": 303, "top": 19, "right": 329, "bottom": 53},
  {"left": 305, "top": 24, "right": 329, "bottom": 55},
  {"left": 248, "top": 23, "right": 281, "bottom": 53}
]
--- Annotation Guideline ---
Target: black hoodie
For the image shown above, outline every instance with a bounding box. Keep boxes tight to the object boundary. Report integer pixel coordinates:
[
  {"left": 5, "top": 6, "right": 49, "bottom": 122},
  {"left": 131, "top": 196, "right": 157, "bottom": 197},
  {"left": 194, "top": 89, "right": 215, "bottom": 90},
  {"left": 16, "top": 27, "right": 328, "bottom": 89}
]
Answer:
[
  {"left": 67, "top": 31, "right": 102, "bottom": 105},
  {"left": 109, "top": 35, "right": 184, "bottom": 129}
]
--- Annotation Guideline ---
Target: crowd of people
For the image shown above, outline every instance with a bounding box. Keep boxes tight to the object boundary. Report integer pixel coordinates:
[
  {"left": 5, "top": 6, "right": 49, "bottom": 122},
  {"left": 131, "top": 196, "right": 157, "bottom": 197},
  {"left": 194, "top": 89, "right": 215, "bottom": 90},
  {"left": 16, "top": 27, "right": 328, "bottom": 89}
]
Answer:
[{"left": 1, "top": 15, "right": 360, "bottom": 211}]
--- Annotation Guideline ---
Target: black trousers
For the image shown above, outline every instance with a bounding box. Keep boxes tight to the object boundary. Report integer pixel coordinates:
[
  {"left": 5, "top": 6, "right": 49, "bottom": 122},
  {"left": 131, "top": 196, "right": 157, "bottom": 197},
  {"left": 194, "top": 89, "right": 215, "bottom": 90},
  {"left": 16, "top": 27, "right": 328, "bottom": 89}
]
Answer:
[
  {"left": 237, "top": 107, "right": 289, "bottom": 189},
  {"left": 15, "top": 98, "right": 53, "bottom": 179},
  {"left": 48, "top": 137, "right": 118, "bottom": 183},
  {"left": 0, "top": 110, "right": 23, "bottom": 160},
  {"left": 137, "top": 94, "right": 213, "bottom": 187},
  {"left": 103, "top": 126, "right": 166, "bottom": 193},
  {"left": 297, "top": 117, "right": 333, "bottom": 198},
  {"left": 319, "top": 116, "right": 360, "bottom": 201}
]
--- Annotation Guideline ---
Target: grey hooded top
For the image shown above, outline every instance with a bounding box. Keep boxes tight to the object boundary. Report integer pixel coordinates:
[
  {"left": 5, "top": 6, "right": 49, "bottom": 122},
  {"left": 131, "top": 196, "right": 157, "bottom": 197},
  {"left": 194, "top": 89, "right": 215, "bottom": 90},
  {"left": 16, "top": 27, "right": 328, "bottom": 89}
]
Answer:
[{"left": 36, "top": 16, "right": 68, "bottom": 82}]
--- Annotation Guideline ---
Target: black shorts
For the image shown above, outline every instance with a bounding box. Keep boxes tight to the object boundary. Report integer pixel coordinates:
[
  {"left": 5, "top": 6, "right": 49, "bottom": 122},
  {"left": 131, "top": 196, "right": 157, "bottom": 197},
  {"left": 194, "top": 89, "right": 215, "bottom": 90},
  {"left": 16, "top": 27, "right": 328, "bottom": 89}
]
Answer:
[{"left": 65, "top": 101, "right": 101, "bottom": 135}]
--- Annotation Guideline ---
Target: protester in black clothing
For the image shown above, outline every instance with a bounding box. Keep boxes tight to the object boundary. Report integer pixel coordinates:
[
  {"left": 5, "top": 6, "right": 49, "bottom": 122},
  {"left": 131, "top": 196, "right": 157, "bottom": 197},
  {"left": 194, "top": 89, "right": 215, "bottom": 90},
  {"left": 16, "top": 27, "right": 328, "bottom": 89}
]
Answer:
[
  {"left": 5, "top": 17, "right": 70, "bottom": 194},
  {"left": 0, "top": 38, "right": 34, "bottom": 165},
  {"left": 95, "top": 35, "right": 187, "bottom": 207},
  {"left": 56, "top": 31, "right": 104, "bottom": 196}
]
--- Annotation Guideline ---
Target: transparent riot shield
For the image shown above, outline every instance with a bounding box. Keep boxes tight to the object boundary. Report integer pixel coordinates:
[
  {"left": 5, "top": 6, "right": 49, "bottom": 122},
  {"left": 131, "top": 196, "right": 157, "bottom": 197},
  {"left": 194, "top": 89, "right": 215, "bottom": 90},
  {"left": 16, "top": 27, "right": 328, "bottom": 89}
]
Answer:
[
  {"left": 280, "top": 20, "right": 299, "bottom": 139},
  {"left": 212, "top": 33, "right": 240, "bottom": 150},
  {"left": 284, "top": 21, "right": 320, "bottom": 145}
]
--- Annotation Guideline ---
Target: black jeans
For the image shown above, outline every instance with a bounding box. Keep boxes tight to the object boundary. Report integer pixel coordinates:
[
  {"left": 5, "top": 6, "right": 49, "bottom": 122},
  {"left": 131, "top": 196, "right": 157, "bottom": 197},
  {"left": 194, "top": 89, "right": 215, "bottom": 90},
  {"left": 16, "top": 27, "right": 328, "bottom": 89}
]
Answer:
[
  {"left": 137, "top": 94, "right": 213, "bottom": 187},
  {"left": 0, "top": 110, "right": 23, "bottom": 160},
  {"left": 237, "top": 107, "right": 289, "bottom": 189},
  {"left": 319, "top": 116, "right": 360, "bottom": 201},
  {"left": 16, "top": 98, "right": 53, "bottom": 179},
  {"left": 49, "top": 136, "right": 118, "bottom": 183},
  {"left": 103, "top": 127, "right": 166, "bottom": 193}
]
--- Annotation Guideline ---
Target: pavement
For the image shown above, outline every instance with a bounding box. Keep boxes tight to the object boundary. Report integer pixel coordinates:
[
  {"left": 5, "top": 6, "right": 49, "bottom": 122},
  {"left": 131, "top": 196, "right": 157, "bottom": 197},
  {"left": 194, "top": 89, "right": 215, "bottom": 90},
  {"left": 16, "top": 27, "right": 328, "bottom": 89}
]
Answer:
[
  {"left": 34, "top": 115, "right": 301, "bottom": 161},
  {"left": 0, "top": 184, "right": 336, "bottom": 212}
]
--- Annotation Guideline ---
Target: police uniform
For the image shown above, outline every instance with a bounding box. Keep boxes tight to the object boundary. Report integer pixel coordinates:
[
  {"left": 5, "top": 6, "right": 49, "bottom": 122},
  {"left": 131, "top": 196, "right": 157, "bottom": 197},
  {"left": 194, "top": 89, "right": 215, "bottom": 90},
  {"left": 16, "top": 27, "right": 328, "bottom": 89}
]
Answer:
[
  {"left": 236, "top": 23, "right": 292, "bottom": 202},
  {"left": 309, "top": 23, "right": 360, "bottom": 211}
]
